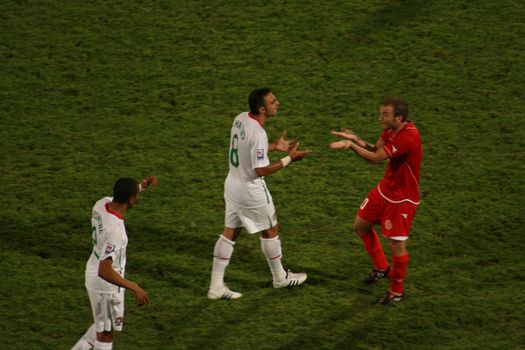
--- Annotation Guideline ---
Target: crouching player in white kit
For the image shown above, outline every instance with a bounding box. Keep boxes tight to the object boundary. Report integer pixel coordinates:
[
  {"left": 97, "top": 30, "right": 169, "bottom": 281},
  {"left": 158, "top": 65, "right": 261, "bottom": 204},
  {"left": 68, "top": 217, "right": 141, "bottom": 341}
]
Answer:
[
  {"left": 72, "top": 176, "right": 158, "bottom": 350},
  {"left": 208, "top": 88, "right": 310, "bottom": 300}
]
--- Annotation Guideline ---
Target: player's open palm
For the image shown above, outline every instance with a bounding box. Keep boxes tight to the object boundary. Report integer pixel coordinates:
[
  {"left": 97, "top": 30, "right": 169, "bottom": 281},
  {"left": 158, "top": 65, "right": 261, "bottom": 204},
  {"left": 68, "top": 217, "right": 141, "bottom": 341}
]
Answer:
[
  {"left": 275, "top": 131, "right": 297, "bottom": 152},
  {"left": 288, "top": 142, "right": 310, "bottom": 161},
  {"left": 331, "top": 128, "right": 358, "bottom": 142}
]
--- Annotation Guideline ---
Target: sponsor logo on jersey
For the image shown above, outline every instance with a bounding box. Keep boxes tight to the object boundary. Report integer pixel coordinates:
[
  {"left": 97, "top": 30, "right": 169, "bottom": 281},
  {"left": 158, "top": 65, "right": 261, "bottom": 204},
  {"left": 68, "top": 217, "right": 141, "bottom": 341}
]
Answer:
[
  {"left": 105, "top": 244, "right": 115, "bottom": 253},
  {"left": 257, "top": 149, "right": 264, "bottom": 160}
]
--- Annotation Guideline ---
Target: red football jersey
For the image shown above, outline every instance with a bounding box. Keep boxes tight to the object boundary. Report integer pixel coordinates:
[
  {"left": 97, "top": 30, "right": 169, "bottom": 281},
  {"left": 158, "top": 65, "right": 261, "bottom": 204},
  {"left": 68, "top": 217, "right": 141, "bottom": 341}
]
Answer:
[{"left": 378, "top": 121, "right": 422, "bottom": 204}]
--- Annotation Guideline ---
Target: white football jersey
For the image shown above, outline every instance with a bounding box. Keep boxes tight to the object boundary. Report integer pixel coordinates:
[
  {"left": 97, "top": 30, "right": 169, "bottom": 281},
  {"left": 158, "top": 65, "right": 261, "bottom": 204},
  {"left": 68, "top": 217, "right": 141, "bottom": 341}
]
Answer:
[
  {"left": 85, "top": 197, "right": 128, "bottom": 293},
  {"left": 224, "top": 112, "right": 273, "bottom": 208}
]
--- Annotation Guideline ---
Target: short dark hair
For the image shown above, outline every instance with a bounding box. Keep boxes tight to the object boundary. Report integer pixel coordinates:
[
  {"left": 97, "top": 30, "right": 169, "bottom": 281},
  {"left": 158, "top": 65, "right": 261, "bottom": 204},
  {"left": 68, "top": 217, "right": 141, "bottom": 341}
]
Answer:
[
  {"left": 381, "top": 97, "right": 409, "bottom": 121},
  {"left": 249, "top": 88, "right": 273, "bottom": 115},
  {"left": 113, "top": 178, "right": 139, "bottom": 203}
]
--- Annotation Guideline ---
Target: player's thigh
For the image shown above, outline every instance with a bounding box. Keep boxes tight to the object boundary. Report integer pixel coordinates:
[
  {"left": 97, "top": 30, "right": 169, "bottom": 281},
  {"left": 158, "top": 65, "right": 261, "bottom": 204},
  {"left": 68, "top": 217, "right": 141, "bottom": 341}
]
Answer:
[
  {"left": 87, "top": 289, "right": 125, "bottom": 333},
  {"left": 110, "top": 290, "right": 125, "bottom": 331},
  {"left": 238, "top": 201, "right": 278, "bottom": 234},
  {"left": 224, "top": 200, "right": 243, "bottom": 230},
  {"left": 381, "top": 201, "right": 417, "bottom": 240},
  {"left": 356, "top": 187, "right": 382, "bottom": 229}
]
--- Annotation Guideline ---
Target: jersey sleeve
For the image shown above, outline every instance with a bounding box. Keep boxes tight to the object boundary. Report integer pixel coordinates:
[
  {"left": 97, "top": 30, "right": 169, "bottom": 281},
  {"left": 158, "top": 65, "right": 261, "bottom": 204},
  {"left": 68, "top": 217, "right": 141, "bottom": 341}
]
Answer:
[
  {"left": 251, "top": 128, "right": 270, "bottom": 169},
  {"left": 383, "top": 130, "right": 415, "bottom": 158},
  {"left": 99, "top": 227, "right": 123, "bottom": 262}
]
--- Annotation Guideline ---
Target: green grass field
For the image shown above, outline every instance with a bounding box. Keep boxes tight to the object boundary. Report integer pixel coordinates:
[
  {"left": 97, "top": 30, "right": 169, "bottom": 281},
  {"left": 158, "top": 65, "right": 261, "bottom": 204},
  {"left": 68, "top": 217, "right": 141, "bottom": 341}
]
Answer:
[{"left": 1, "top": 1, "right": 524, "bottom": 349}]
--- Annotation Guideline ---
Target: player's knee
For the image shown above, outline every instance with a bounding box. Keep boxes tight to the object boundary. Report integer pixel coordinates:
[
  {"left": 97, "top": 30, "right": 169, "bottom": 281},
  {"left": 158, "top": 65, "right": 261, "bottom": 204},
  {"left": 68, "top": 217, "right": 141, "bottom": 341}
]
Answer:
[
  {"left": 261, "top": 225, "right": 279, "bottom": 239},
  {"left": 387, "top": 239, "right": 407, "bottom": 256},
  {"left": 353, "top": 218, "right": 370, "bottom": 235},
  {"left": 352, "top": 221, "right": 360, "bottom": 234},
  {"left": 223, "top": 227, "right": 241, "bottom": 241},
  {"left": 96, "top": 330, "right": 114, "bottom": 343}
]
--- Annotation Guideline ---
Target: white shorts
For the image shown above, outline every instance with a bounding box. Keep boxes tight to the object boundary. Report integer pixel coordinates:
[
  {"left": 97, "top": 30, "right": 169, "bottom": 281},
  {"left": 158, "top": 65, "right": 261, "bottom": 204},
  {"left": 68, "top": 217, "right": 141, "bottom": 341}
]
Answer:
[
  {"left": 225, "top": 199, "right": 278, "bottom": 234},
  {"left": 87, "top": 288, "right": 125, "bottom": 333}
]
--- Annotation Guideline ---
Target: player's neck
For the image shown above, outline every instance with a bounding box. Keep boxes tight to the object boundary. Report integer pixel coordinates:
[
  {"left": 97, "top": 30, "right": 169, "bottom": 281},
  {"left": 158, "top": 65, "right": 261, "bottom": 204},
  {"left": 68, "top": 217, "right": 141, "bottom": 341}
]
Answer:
[
  {"left": 393, "top": 121, "right": 407, "bottom": 133},
  {"left": 108, "top": 202, "right": 128, "bottom": 218},
  {"left": 248, "top": 112, "right": 266, "bottom": 127}
]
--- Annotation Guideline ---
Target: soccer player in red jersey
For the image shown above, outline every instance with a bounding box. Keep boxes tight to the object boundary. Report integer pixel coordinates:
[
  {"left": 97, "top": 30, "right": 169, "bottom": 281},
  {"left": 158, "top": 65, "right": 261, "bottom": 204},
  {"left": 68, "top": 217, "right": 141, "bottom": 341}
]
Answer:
[{"left": 330, "top": 98, "right": 422, "bottom": 305}]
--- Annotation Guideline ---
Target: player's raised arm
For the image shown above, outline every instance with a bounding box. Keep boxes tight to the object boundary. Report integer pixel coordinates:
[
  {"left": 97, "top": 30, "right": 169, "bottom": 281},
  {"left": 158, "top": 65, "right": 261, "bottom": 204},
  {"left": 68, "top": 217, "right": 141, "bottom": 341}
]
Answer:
[{"left": 138, "top": 175, "right": 159, "bottom": 191}]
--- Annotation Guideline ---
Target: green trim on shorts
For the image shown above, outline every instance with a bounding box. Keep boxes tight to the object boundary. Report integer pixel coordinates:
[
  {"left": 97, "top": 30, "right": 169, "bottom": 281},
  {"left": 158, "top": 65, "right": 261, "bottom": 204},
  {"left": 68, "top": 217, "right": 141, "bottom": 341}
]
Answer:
[{"left": 262, "top": 182, "right": 270, "bottom": 204}]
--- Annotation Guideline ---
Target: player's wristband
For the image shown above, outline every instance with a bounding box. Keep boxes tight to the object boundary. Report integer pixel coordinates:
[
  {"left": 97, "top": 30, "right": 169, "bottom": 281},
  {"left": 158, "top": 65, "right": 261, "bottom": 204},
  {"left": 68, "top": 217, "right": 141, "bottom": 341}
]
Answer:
[
  {"left": 281, "top": 155, "right": 292, "bottom": 167},
  {"left": 138, "top": 180, "right": 147, "bottom": 192}
]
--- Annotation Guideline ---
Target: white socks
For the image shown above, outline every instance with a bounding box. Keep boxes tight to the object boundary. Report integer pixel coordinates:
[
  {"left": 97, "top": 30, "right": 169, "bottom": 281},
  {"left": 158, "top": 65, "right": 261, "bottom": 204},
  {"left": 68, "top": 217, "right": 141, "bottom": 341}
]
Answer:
[
  {"left": 210, "top": 234, "right": 287, "bottom": 289},
  {"left": 261, "top": 236, "right": 286, "bottom": 281},
  {"left": 94, "top": 340, "right": 113, "bottom": 350},
  {"left": 71, "top": 324, "right": 96, "bottom": 350},
  {"left": 209, "top": 235, "right": 235, "bottom": 290}
]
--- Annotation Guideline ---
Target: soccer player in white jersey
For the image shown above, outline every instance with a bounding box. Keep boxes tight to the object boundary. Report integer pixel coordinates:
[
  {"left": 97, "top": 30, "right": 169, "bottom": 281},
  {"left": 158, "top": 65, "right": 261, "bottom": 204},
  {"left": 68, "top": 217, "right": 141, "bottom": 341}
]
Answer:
[
  {"left": 208, "top": 88, "right": 310, "bottom": 300},
  {"left": 72, "top": 176, "right": 158, "bottom": 350}
]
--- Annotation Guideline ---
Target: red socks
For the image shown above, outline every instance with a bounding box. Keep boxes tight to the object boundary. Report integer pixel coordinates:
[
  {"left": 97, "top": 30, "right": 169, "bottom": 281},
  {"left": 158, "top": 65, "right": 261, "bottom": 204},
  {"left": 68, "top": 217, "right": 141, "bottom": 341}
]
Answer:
[
  {"left": 390, "top": 254, "right": 409, "bottom": 295},
  {"left": 359, "top": 230, "right": 410, "bottom": 294},
  {"left": 359, "top": 229, "right": 389, "bottom": 271}
]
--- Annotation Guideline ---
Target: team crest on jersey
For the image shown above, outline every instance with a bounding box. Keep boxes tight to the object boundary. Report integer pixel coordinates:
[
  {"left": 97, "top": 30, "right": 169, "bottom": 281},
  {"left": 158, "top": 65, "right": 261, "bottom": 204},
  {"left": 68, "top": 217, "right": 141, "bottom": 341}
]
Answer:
[
  {"left": 105, "top": 244, "right": 115, "bottom": 253},
  {"left": 384, "top": 220, "right": 393, "bottom": 230},
  {"left": 257, "top": 149, "right": 265, "bottom": 160}
]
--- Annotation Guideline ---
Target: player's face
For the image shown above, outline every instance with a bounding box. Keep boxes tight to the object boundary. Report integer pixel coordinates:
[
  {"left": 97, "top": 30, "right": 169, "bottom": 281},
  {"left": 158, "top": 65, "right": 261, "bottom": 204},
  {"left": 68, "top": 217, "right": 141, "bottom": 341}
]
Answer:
[
  {"left": 262, "top": 93, "right": 280, "bottom": 117},
  {"left": 379, "top": 105, "right": 399, "bottom": 130}
]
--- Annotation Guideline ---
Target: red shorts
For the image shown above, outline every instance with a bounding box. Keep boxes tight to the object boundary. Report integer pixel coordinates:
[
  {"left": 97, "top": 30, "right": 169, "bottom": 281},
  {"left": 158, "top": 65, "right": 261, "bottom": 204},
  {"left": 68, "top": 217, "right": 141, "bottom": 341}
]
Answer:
[{"left": 357, "top": 186, "right": 418, "bottom": 240}]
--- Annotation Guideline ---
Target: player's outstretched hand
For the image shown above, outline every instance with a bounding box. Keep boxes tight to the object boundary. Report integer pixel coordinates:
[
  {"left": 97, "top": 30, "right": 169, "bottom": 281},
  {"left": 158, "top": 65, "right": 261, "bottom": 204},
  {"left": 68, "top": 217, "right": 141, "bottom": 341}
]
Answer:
[
  {"left": 131, "top": 283, "right": 149, "bottom": 306},
  {"left": 141, "top": 176, "right": 159, "bottom": 189},
  {"left": 275, "top": 130, "right": 297, "bottom": 152},
  {"left": 330, "top": 128, "right": 358, "bottom": 142},
  {"left": 288, "top": 142, "right": 311, "bottom": 161},
  {"left": 329, "top": 140, "right": 353, "bottom": 150}
]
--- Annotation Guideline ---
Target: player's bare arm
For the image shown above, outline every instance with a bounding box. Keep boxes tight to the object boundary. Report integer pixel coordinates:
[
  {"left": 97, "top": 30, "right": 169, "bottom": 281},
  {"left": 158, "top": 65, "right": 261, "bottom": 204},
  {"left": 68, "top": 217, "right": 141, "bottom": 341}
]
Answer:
[
  {"left": 98, "top": 258, "right": 149, "bottom": 306},
  {"left": 329, "top": 139, "right": 388, "bottom": 164},
  {"left": 331, "top": 128, "right": 377, "bottom": 152},
  {"left": 255, "top": 142, "right": 310, "bottom": 177},
  {"left": 268, "top": 130, "right": 297, "bottom": 152}
]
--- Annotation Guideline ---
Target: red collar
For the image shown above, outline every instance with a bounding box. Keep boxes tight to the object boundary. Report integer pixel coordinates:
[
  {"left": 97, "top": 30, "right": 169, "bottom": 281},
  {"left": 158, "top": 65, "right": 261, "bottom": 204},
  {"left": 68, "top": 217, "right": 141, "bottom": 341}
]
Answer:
[
  {"left": 105, "top": 203, "right": 124, "bottom": 220},
  {"left": 393, "top": 121, "right": 409, "bottom": 135},
  {"left": 248, "top": 112, "right": 264, "bottom": 127}
]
